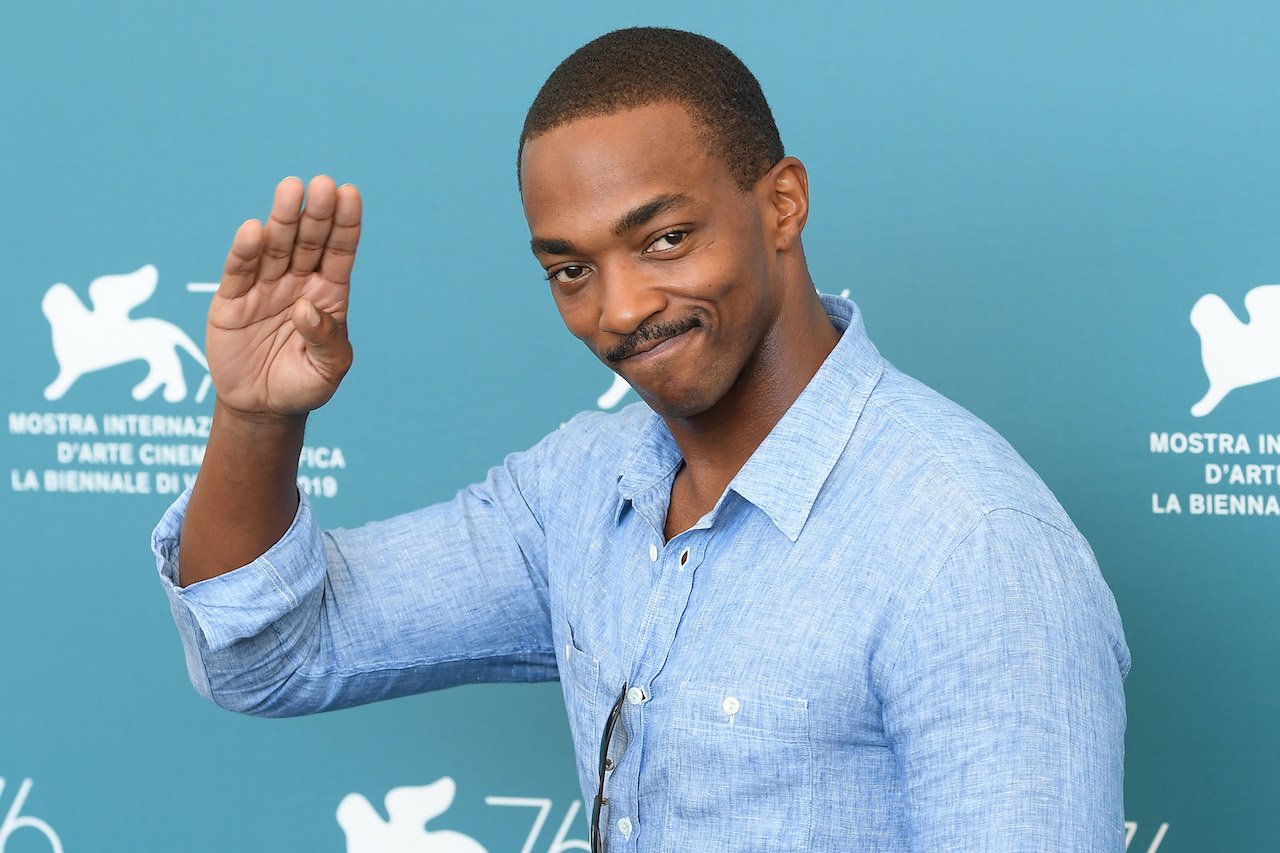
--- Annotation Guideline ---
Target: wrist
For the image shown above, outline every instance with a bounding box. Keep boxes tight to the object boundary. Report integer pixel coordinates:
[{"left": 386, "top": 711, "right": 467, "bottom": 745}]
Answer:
[{"left": 213, "top": 397, "right": 308, "bottom": 430}]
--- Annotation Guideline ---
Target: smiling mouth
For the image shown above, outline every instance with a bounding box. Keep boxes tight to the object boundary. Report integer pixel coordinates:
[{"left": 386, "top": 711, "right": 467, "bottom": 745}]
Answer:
[
  {"left": 606, "top": 317, "right": 702, "bottom": 362},
  {"left": 627, "top": 329, "right": 689, "bottom": 358}
]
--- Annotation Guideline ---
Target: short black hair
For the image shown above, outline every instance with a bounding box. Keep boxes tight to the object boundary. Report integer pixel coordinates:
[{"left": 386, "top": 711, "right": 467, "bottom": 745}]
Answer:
[{"left": 519, "top": 27, "right": 785, "bottom": 191}]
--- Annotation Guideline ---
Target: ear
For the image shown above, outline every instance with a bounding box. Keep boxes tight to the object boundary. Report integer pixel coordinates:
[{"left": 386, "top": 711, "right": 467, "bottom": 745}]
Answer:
[{"left": 757, "top": 156, "right": 809, "bottom": 252}]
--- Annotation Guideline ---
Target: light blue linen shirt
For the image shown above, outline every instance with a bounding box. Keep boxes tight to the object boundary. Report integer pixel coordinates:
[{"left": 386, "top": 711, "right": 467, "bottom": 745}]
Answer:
[{"left": 153, "top": 294, "right": 1130, "bottom": 851}]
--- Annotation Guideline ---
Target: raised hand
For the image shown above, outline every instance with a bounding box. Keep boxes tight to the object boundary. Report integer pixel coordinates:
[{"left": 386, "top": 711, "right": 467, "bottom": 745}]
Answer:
[{"left": 207, "top": 175, "right": 361, "bottom": 416}]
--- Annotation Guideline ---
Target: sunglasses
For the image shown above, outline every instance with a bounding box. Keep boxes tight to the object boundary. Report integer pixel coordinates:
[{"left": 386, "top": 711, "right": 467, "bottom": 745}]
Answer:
[{"left": 590, "top": 682, "right": 628, "bottom": 853}]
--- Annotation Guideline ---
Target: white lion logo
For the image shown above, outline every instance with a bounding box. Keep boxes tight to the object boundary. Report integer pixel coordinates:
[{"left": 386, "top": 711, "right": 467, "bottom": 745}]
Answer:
[
  {"left": 41, "top": 264, "right": 208, "bottom": 403},
  {"left": 597, "top": 372, "right": 631, "bottom": 410},
  {"left": 337, "top": 777, "right": 488, "bottom": 853},
  {"left": 1190, "top": 283, "right": 1280, "bottom": 416}
]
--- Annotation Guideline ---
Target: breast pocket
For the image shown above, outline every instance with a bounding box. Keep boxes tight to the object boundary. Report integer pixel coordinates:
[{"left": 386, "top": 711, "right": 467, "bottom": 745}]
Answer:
[
  {"left": 559, "top": 621, "right": 602, "bottom": 792},
  {"left": 661, "top": 684, "right": 813, "bottom": 852}
]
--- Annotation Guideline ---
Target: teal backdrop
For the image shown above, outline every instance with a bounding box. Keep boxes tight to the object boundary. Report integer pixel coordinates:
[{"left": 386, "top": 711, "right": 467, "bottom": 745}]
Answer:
[{"left": 2, "top": 1, "right": 1277, "bottom": 850}]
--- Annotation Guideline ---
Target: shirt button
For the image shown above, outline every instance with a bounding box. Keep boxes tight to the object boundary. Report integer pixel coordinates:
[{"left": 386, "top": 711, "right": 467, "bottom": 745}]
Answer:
[
  {"left": 648, "top": 543, "right": 658, "bottom": 562},
  {"left": 722, "top": 696, "right": 741, "bottom": 716},
  {"left": 626, "top": 686, "right": 647, "bottom": 705},
  {"left": 617, "top": 817, "right": 633, "bottom": 837},
  {"left": 564, "top": 643, "right": 572, "bottom": 662}
]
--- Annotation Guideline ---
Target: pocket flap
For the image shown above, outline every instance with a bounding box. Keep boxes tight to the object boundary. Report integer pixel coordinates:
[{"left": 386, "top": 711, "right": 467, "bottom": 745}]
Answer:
[{"left": 673, "top": 683, "right": 809, "bottom": 741}]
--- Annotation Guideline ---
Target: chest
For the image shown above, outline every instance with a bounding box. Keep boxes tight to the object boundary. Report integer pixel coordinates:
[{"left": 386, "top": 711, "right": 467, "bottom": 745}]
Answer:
[
  {"left": 547, "top": 501, "right": 899, "bottom": 849},
  {"left": 549, "top": 492, "right": 895, "bottom": 738}
]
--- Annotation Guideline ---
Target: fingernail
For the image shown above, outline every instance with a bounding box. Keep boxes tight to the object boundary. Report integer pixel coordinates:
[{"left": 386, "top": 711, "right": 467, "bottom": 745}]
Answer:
[{"left": 304, "top": 301, "right": 321, "bottom": 327}]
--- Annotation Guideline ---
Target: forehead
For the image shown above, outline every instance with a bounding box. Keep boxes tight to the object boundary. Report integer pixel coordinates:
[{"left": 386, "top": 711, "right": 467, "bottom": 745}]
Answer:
[{"left": 520, "top": 102, "right": 739, "bottom": 238}]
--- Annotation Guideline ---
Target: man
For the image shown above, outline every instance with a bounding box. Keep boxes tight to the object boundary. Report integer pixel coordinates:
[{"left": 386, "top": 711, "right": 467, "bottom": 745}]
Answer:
[{"left": 154, "top": 27, "right": 1130, "bottom": 851}]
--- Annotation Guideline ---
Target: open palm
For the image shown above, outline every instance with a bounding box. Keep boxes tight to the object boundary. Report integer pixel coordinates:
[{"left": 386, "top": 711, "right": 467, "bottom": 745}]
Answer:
[{"left": 207, "top": 175, "right": 361, "bottom": 415}]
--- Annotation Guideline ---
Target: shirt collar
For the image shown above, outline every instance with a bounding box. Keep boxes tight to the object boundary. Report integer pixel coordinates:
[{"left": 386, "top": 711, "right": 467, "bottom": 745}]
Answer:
[{"left": 616, "top": 293, "right": 885, "bottom": 541}]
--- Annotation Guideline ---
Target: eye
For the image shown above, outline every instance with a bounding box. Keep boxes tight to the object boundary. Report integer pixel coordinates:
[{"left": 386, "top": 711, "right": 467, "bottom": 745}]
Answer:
[
  {"left": 548, "top": 265, "right": 589, "bottom": 284},
  {"left": 645, "top": 231, "right": 687, "bottom": 253}
]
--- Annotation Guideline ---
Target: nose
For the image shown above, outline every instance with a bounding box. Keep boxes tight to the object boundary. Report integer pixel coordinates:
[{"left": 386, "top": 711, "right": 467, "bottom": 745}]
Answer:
[{"left": 597, "top": 267, "right": 668, "bottom": 336}]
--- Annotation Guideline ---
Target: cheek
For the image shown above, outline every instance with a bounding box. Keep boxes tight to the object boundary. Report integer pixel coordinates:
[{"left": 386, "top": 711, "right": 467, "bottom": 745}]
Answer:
[
  {"left": 673, "top": 245, "right": 745, "bottom": 305},
  {"left": 550, "top": 291, "right": 598, "bottom": 344},
  {"left": 691, "top": 223, "right": 766, "bottom": 295},
  {"left": 692, "top": 257, "right": 762, "bottom": 323}
]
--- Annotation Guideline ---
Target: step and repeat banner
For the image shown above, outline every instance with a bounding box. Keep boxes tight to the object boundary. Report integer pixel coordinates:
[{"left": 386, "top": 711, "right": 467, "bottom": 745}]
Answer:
[{"left": 2, "top": 2, "right": 1276, "bottom": 850}]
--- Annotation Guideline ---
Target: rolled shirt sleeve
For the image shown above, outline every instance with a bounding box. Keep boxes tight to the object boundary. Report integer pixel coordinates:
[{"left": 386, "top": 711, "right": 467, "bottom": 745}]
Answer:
[
  {"left": 882, "top": 508, "right": 1131, "bottom": 851},
  {"left": 152, "top": 444, "right": 560, "bottom": 717}
]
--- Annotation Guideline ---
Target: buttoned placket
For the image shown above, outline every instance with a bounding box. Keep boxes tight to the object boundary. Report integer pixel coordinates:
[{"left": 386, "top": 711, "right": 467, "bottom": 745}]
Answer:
[{"left": 603, "top": 477, "right": 716, "bottom": 851}]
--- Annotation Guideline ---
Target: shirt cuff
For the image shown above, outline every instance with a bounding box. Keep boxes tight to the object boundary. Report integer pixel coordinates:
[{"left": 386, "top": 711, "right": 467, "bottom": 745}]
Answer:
[{"left": 151, "top": 487, "right": 326, "bottom": 653}]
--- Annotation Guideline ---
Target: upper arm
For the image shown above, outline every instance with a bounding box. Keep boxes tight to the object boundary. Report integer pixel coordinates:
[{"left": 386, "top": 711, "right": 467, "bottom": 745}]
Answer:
[
  {"left": 315, "top": 445, "right": 559, "bottom": 689},
  {"left": 881, "top": 509, "right": 1129, "bottom": 851}
]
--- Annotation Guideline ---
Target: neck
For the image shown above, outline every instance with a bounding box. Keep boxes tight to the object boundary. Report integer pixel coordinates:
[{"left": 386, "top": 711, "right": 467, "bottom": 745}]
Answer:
[{"left": 662, "top": 280, "right": 840, "bottom": 505}]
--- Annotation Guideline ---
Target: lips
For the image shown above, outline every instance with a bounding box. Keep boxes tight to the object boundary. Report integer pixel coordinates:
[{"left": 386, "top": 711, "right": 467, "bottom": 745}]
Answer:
[
  {"left": 604, "top": 316, "right": 704, "bottom": 362},
  {"left": 628, "top": 329, "right": 686, "bottom": 357}
]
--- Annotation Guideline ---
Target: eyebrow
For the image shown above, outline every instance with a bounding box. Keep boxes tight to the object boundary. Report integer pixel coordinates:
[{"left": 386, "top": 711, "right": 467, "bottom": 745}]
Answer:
[
  {"left": 611, "top": 192, "right": 692, "bottom": 237},
  {"left": 530, "top": 192, "right": 694, "bottom": 257},
  {"left": 530, "top": 236, "right": 578, "bottom": 256}
]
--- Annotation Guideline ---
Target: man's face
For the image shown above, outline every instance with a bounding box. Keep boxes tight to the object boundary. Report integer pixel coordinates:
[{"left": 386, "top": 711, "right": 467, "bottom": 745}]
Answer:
[{"left": 520, "top": 101, "right": 782, "bottom": 420}]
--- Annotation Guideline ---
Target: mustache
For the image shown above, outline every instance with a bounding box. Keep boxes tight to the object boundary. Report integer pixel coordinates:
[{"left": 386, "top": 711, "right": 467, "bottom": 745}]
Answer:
[{"left": 605, "top": 316, "right": 703, "bottom": 361}]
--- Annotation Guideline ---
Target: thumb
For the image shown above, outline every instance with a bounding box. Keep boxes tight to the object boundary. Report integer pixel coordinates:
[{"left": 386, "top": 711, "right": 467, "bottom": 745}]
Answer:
[{"left": 292, "top": 298, "right": 352, "bottom": 375}]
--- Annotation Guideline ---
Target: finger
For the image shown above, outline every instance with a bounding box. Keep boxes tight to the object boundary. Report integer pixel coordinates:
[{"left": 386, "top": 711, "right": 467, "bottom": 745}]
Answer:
[
  {"left": 292, "top": 297, "right": 352, "bottom": 377},
  {"left": 289, "top": 175, "right": 338, "bottom": 277},
  {"left": 219, "top": 219, "right": 264, "bottom": 299},
  {"left": 258, "top": 176, "right": 305, "bottom": 284},
  {"left": 320, "top": 183, "right": 363, "bottom": 286}
]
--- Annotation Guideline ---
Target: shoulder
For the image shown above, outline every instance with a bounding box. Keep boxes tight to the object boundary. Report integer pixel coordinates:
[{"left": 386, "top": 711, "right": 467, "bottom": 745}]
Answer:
[
  {"left": 460, "top": 402, "right": 652, "bottom": 529},
  {"left": 534, "top": 400, "right": 653, "bottom": 458},
  {"left": 852, "top": 362, "right": 1078, "bottom": 538},
  {"left": 821, "top": 360, "right": 1130, "bottom": 688},
  {"left": 514, "top": 401, "right": 654, "bottom": 487}
]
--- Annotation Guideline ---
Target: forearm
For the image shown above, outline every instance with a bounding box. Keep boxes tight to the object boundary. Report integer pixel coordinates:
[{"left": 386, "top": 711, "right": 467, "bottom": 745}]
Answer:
[
  {"left": 152, "top": 441, "right": 560, "bottom": 717},
  {"left": 178, "top": 398, "right": 307, "bottom": 585}
]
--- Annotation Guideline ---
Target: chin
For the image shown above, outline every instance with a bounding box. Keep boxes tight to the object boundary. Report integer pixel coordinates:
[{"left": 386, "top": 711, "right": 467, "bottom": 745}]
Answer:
[{"left": 631, "top": 380, "right": 721, "bottom": 421}]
